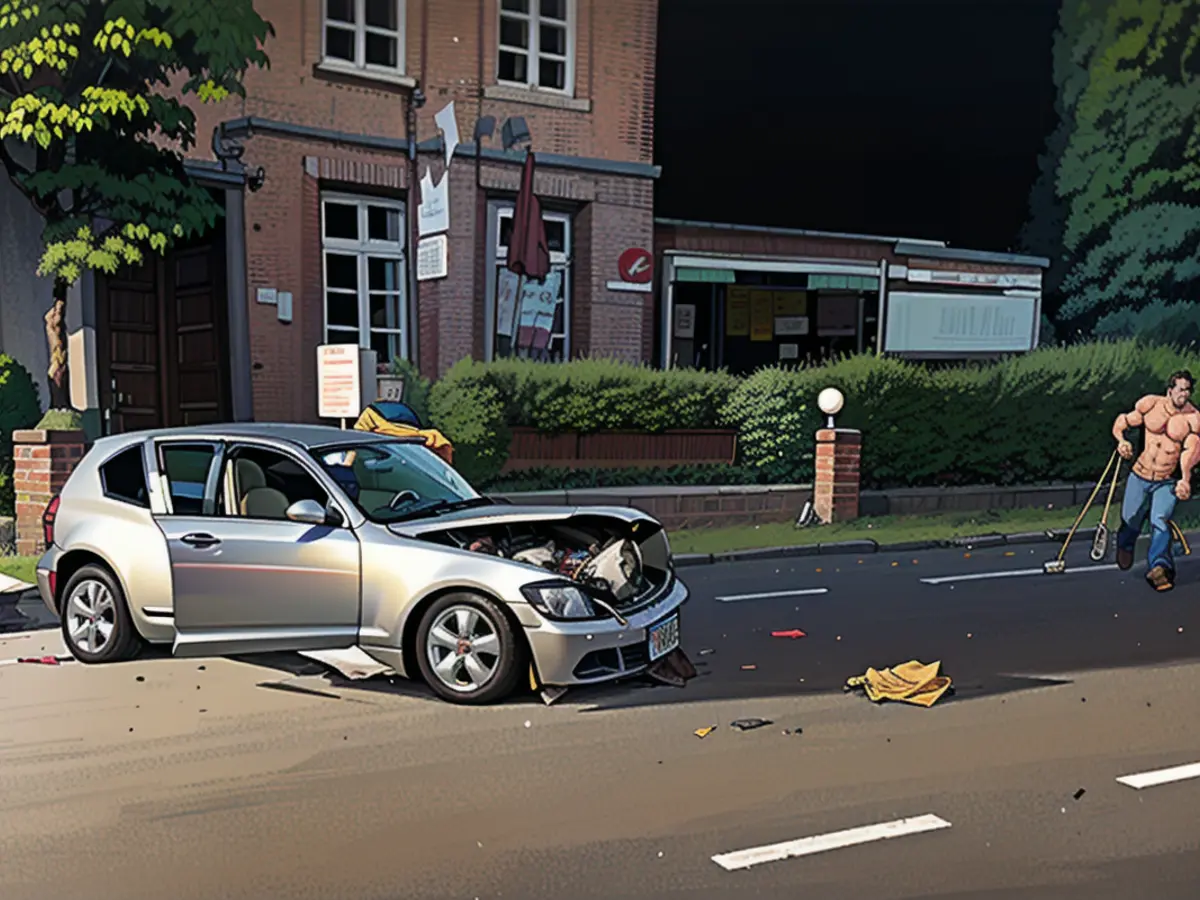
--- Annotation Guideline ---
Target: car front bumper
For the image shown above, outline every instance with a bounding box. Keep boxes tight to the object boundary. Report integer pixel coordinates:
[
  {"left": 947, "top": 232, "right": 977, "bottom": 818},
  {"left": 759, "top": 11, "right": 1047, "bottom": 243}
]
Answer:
[{"left": 523, "top": 576, "right": 690, "bottom": 687}]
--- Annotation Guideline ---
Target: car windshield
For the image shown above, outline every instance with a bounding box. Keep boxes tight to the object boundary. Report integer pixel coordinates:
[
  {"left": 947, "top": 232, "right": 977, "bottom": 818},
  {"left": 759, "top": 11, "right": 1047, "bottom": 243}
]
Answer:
[{"left": 313, "top": 439, "right": 483, "bottom": 523}]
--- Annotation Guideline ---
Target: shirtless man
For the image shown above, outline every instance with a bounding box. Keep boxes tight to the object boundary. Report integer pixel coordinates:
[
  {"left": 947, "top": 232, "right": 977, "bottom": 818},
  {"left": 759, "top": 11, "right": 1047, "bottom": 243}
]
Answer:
[{"left": 1112, "top": 370, "right": 1200, "bottom": 591}]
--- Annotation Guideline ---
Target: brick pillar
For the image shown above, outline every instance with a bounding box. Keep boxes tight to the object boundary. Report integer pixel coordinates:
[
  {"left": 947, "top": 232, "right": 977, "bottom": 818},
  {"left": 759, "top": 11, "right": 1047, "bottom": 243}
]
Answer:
[
  {"left": 814, "top": 428, "right": 862, "bottom": 524},
  {"left": 13, "top": 429, "right": 85, "bottom": 557}
]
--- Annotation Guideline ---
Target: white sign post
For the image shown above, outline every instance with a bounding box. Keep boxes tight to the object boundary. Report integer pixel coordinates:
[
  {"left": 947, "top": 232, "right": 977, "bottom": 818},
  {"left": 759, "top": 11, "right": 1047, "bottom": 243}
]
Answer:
[{"left": 317, "top": 344, "right": 362, "bottom": 426}]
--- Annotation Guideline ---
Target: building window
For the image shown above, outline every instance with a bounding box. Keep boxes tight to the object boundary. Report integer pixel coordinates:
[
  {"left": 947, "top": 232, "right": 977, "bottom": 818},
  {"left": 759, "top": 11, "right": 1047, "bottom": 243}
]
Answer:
[
  {"left": 489, "top": 204, "right": 571, "bottom": 361},
  {"left": 321, "top": 193, "right": 407, "bottom": 364},
  {"left": 497, "top": 0, "right": 574, "bottom": 94},
  {"left": 323, "top": 0, "right": 406, "bottom": 73}
]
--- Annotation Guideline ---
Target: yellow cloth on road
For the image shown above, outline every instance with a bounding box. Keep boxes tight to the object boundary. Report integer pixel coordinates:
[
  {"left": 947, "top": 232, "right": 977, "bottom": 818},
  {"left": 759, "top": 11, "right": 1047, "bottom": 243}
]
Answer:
[
  {"left": 353, "top": 407, "right": 454, "bottom": 465},
  {"left": 845, "top": 660, "right": 952, "bottom": 708}
]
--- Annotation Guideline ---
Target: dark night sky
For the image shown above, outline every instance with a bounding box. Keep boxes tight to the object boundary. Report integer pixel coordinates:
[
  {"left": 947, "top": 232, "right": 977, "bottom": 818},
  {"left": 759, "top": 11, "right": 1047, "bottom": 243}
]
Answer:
[{"left": 654, "top": 0, "right": 1061, "bottom": 253}]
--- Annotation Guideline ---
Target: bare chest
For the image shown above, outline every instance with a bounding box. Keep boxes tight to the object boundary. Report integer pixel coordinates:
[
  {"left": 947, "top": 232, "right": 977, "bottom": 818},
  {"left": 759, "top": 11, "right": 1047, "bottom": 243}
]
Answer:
[{"left": 1144, "top": 406, "right": 1195, "bottom": 442}]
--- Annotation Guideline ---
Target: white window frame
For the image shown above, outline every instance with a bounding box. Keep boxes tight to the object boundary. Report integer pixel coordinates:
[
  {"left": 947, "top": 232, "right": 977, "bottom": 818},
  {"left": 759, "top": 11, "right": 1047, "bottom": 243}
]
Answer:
[
  {"left": 321, "top": 0, "right": 407, "bottom": 76},
  {"left": 496, "top": 0, "right": 576, "bottom": 96},
  {"left": 320, "top": 192, "right": 409, "bottom": 363},
  {"left": 486, "top": 201, "right": 572, "bottom": 361}
]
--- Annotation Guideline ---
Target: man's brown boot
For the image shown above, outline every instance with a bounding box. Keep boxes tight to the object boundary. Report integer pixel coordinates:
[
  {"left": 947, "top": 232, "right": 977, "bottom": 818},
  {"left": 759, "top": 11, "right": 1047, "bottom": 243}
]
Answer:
[
  {"left": 1117, "top": 547, "right": 1134, "bottom": 570},
  {"left": 1146, "top": 565, "right": 1174, "bottom": 592}
]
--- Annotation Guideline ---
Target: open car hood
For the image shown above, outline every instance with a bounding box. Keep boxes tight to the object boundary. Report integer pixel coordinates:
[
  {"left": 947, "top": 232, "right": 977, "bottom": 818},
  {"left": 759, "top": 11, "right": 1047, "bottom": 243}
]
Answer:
[{"left": 386, "top": 504, "right": 652, "bottom": 538}]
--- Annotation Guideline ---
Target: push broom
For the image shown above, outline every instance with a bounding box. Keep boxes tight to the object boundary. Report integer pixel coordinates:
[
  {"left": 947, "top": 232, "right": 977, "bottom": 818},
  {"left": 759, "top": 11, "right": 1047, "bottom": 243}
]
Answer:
[{"left": 1044, "top": 450, "right": 1121, "bottom": 575}]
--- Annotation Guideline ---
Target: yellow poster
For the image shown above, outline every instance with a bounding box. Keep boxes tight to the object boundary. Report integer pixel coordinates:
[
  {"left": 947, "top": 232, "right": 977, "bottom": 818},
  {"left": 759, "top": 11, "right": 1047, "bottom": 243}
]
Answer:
[
  {"left": 726, "top": 287, "right": 750, "bottom": 336},
  {"left": 750, "top": 291, "right": 774, "bottom": 341},
  {"left": 774, "top": 291, "right": 806, "bottom": 316}
]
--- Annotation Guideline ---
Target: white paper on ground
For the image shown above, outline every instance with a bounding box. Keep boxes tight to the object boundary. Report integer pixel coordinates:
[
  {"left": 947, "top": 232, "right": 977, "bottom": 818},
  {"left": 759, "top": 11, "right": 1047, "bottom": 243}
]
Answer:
[{"left": 298, "top": 646, "right": 394, "bottom": 680}]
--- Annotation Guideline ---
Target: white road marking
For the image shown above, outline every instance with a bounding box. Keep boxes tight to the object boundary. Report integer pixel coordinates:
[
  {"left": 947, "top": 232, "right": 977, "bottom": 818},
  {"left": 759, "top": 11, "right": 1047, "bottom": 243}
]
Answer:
[
  {"left": 715, "top": 588, "right": 828, "bottom": 603},
  {"left": 920, "top": 564, "right": 1118, "bottom": 585},
  {"left": 1116, "top": 761, "right": 1200, "bottom": 790},
  {"left": 711, "top": 814, "right": 952, "bottom": 871}
]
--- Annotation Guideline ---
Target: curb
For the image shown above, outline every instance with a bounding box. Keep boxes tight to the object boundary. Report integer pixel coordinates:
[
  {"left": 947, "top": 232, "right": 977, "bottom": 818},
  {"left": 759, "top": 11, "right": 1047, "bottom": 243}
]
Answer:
[{"left": 671, "top": 525, "right": 1186, "bottom": 568}]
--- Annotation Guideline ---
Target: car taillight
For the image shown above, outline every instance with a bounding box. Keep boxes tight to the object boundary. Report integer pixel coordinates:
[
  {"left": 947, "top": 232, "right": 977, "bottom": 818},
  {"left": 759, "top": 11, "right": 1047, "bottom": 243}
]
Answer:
[{"left": 43, "top": 495, "right": 61, "bottom": 547}]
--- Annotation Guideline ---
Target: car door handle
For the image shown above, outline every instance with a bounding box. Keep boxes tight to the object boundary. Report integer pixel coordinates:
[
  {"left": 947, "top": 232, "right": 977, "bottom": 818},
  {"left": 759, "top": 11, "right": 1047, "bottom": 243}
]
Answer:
[{"left": 180, "top": 532, "right": 221, "bottom": 548}]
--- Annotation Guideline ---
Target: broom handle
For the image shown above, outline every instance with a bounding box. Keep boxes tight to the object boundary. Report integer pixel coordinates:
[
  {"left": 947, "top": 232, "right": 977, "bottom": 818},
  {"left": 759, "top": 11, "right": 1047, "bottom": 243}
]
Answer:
[
  {"left": 1057, "top": 451, "right": 1118, "bottom": 562},
  {"left": 1099, "top": 456, "right": 1122, "bottom": 530}
]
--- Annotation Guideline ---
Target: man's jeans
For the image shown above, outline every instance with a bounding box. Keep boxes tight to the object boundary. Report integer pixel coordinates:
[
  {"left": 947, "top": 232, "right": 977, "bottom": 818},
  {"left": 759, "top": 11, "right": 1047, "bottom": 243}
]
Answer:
[{"left": 1117, "top": 472, "right": 1178, "bottom": 573}]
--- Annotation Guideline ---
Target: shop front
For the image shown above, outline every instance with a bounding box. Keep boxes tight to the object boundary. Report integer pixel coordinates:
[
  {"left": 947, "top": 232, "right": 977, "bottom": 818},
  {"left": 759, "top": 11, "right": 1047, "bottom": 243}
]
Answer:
[{"left": 654, "top": 219, "right": 1049, "bottom": 372}]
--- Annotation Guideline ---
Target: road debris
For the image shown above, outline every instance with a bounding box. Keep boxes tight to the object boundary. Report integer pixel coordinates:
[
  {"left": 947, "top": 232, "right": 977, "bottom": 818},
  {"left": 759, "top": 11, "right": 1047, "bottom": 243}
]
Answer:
[
  {"left": 540, "top": 686, "right": 569, "bottom": 706},
  {"left": 646, "top": 647, "right": 697, "bottom": 687},
  {"left": 298, "top": 646, "right": 394, "bottom": 680},
  {"left": 844, "top": 659, "right": 953, "bottom": 708},
  {"left": 17, "top": 655, "right": 71, "bottom": 665},
  {"left": 257, "top": 680, "right": 342, "bottom": 700},
  {"left": 771, "top": 629, "right": 807, "bottom": 639},
  {"left": 694, "top": 726, "right": 716, "bottom": 739},
  {"left": 782, "top": 727, "right": 803, "bottom": 735},
  {"left": 524, "top": 720, "right": 532, "bottom": 728},
  {"left": 1073, "top": 788, "right": 1086, "bottom": 800},
  {"left": 740, "top": 664, "right": 757, "bottom": 671},
  {"left": 730, "top": 717, "right": 773, "bottom": 731},
  {"left": 135, "top": 675, "right": 145, "bottom": 682},
  {"left": 698, "top": 648, "right": 716, "bottom": 656}
]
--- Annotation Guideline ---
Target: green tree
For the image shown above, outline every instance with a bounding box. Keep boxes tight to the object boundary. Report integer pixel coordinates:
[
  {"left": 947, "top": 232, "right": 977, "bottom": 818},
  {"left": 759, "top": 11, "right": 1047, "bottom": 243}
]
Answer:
[
  {"left": 1019, "top": 0, "right": 1116, "bottom": 316},
  {"left": 1045, "top": 0, "right": 1200, "bottom": 336},
  {"left": 0, "top": 0, "right": 272, "bottom": 409}
]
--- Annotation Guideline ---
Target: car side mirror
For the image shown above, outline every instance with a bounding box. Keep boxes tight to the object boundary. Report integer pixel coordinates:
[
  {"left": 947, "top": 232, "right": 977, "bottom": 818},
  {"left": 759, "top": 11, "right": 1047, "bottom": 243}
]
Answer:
[
  {"left": 285, "top": 499, "right": 328, "bottom": 525},
  {"left": 324, "top": 502, "right": 345, "bottom": 528}
]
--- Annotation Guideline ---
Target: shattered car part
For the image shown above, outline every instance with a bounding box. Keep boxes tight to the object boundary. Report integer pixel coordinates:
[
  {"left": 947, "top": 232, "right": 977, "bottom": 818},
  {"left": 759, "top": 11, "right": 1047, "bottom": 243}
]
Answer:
[
  {"left": 730, "top": 717, "right": 773, "bottom": 731},
  {"left": 645, "top": 647, "right": 698, "bottom": 687}
]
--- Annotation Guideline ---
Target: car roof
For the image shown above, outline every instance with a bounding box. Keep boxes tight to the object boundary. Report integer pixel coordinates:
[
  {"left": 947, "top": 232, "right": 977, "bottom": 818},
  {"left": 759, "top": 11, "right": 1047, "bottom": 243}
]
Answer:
[{"left": 93, "top": 423, "right": 414, "bottom": 452}]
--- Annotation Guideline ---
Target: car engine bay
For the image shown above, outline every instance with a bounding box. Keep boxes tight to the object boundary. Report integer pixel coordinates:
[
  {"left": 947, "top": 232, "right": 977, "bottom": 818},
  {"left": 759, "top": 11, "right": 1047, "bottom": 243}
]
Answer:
[{"left": 425, "top": 517, "right": 671, "bottom": 608}]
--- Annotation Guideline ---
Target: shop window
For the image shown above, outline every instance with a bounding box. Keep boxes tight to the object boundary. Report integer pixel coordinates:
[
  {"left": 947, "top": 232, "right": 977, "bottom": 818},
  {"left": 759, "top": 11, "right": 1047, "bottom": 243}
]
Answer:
[
  {"left": 497, "top": 0, "right": 574, "bottom": 94},
  {"left": 321, "top": 193, "right": 407, "bottom": 363},
  {"left": 323, "top": 0, "right": 406, "bottom": 74},
  {"left": 489, "top": 204, "right": 571, "bottom": 361}
]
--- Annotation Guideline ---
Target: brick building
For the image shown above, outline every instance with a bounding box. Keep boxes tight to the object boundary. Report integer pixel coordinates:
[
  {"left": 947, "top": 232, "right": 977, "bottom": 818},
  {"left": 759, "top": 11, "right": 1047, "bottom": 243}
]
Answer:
[{"left": 173, "top": 0, "right": 661, "bottom": 427}]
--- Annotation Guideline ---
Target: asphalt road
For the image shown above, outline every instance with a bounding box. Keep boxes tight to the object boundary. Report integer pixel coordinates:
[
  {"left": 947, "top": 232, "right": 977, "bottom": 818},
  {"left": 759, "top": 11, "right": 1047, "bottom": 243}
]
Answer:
[{"left": 2, "top": 539, "right": 1199, "bottom": 900}]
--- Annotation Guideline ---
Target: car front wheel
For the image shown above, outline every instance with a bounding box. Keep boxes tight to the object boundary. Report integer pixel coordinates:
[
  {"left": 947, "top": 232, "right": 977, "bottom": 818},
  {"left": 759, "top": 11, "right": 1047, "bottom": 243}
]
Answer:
[
  {"left": 415, "top": 593, "right": 525, "bottom": 705},
  {"left": 60, "top": 564, "right": 142, "bottom": 664}
]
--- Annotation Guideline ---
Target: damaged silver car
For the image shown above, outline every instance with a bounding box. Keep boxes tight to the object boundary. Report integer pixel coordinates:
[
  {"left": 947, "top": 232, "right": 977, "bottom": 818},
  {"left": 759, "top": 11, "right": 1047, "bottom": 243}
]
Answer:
[{"left": 34, "top": 424, "right": 690, "bottom": 704}]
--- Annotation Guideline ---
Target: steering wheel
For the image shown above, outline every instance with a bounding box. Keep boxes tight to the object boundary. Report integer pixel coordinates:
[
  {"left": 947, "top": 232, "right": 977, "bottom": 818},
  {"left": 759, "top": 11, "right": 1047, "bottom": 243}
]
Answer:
[{"left": 387, "top": 489, "right": 420, "bottom": 510}]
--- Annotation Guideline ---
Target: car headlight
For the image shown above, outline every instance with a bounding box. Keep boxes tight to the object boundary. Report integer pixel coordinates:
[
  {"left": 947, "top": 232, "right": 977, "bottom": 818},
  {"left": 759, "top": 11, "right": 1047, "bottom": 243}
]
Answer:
[{"left": 521, "top": 582, "right": 600, "bottom": 620}]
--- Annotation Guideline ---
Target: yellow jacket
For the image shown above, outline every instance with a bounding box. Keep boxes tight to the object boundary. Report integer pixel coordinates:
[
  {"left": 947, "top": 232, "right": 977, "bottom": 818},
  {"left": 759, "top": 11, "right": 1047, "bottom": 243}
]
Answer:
[{"left": 353, "top": 406, "right": 455, "bottom": 465}]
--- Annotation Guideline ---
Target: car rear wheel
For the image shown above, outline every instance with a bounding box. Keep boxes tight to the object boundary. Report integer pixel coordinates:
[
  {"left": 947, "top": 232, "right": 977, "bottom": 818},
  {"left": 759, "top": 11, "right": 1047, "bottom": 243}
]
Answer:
[
  {"left": 415, "top": 593, "right": 524, "bottom": 705},
  {"left": 60, "top": 564, "right": 141, "bottom": 664}
]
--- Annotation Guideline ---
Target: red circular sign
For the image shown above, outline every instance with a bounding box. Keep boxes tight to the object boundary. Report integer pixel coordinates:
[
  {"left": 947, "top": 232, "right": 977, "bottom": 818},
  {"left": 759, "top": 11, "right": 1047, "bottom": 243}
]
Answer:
[{"left": 618, "top": 247, "right": 654, "bottom": 284}]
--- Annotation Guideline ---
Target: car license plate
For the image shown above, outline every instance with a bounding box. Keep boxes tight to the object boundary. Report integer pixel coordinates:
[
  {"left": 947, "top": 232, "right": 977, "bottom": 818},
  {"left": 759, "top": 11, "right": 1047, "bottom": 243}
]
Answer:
[{"left": 648, "top": 614, "right": 680, "bottom": 661}]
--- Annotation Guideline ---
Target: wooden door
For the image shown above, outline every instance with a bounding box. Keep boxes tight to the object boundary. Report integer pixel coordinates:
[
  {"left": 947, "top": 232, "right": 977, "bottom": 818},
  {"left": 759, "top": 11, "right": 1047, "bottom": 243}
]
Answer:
[
  {"left": 164, "top": 244, "right": 229, "bottom": 426},
  {"left": 96, "top": 259, "right": 165, "bottom": 433},
  {"left": 97, "top": 240, "right": 230, "bottom": 433}
]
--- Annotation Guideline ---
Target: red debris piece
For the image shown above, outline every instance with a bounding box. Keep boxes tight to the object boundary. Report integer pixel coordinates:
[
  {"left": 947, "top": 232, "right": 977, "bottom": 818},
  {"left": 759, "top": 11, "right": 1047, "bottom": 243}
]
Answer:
[
  {"left": 771, "top": 630, "right": 807, "bottom": 639},
  {"left": 18, "top": 655, "right": 67, "bottom": 666}
]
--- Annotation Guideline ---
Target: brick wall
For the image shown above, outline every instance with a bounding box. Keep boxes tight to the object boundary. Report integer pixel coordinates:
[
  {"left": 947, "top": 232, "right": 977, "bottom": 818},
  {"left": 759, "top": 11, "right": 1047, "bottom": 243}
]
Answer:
[
  {"left": 655, "top": 222, "right": 897, "bottom": 267},
  {"left": 182, "top": 1, "right": 661, "bottom": 412},
  {"left": 12, "top": 429, "right": 84, "bottom": 557}
]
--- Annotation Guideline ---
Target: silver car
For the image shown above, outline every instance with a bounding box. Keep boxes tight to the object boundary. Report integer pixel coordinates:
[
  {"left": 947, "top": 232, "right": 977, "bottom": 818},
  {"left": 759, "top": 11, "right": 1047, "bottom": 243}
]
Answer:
[{"left": 34, "top": 424, "right": 688, "bottom": 704}]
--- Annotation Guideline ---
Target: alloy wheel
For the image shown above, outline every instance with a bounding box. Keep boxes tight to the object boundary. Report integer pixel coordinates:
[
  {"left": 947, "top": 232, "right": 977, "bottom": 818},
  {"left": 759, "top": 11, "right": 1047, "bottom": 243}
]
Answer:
[
  {"left": 66, "top": 579, "right": 116, "bottom": 654},
  {"left": 424, "top": 605, "right": 502, "bottom": 692}
]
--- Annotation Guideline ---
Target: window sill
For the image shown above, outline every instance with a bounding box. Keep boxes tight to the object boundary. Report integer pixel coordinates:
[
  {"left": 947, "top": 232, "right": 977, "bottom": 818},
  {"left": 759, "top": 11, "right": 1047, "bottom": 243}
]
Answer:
[
  {"left": 314, "top": 60, "right": 417, "bottom": 91},
  {"left": 484, "top": 83, "right": 592, "bottom": 113}
]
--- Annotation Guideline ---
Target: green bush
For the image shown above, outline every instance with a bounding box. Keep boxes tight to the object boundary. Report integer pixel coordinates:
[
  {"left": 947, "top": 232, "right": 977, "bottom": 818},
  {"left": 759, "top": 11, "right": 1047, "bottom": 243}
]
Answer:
[
  {"left": 428, "top": 357, "right": 738, "bottom": 484},
  {"left": 726, "top": 340, "right": 1200, "bottom": 488},
  {"left": 1094, "top": 301, "right": 1200, "bottom": 350},
  {"left": 0, "top": 355, "right": 44, "bottom": 517}
]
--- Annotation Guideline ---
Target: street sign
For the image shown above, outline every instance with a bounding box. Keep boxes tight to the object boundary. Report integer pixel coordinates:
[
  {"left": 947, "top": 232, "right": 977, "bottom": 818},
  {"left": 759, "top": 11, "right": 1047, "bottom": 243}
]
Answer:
[
  {"left": 617, "top": 247, "right": 653, "bottom": 284},
  {"left": 317, "top": 344, "right": 362, "bottom": 420}
]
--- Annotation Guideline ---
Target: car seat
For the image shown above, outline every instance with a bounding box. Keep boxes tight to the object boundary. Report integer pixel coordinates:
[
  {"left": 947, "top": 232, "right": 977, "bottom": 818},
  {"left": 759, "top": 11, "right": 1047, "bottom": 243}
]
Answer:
[{"left": 236, "top": 458, "right": 290, "bottom": 519}]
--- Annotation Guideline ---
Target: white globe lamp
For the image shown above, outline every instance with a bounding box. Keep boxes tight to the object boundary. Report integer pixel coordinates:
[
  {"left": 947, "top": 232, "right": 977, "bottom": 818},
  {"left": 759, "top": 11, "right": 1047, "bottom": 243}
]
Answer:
[{"left": 817, "top": 387, "right": 845, "bottom": 429}]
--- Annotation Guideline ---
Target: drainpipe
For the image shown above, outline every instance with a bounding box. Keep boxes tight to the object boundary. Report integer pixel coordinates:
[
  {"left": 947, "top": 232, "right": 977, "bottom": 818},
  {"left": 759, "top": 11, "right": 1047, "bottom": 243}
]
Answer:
[
  {"left": 875, "top": 258, "right": 888, "bottom": 357},
  {"left": 213, "top": 121, "right": 255, "bottom": 421},
  {"left": 406, "top": 0, "right": 431, "bottom": 374}
]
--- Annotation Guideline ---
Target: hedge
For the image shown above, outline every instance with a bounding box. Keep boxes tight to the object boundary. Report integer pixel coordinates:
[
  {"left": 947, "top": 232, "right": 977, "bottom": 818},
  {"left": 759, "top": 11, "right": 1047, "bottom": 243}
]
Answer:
[
  {"left": 724, "top": 341, "right": 1200, "bottom": 488},
  {"left": 428, "top": 357, "right": 738, "bottom": 483},
  {"left": 0, "top": 355, "right": 43, "bottom": 518},
  {"left": 486, "top": 463, "right": 772, "bottom": 494},
  {"left": 426, "top": 341, "right": 1200, "bottom": 490}
]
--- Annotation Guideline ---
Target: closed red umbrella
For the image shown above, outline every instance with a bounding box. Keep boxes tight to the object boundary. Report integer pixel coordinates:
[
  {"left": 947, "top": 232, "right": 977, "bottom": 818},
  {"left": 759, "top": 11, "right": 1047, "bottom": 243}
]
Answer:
[{"left": 507, "top": 152, "right": 550, "bottom": 281}]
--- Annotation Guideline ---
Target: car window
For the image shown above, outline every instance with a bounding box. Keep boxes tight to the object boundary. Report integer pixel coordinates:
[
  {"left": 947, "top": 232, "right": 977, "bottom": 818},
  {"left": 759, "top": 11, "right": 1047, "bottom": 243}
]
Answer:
[
  {"left": 223, "top": 445, "right": 331, "bottom": 522},
  {"left": 315, "top": 440, "right": 479, "bottom": 523},
  {"left": 100, "top": 446, "right": 149, "bottom": 507},
  {"left": 159, "top": 444, "right": 218, "bottom": 516}
]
